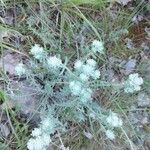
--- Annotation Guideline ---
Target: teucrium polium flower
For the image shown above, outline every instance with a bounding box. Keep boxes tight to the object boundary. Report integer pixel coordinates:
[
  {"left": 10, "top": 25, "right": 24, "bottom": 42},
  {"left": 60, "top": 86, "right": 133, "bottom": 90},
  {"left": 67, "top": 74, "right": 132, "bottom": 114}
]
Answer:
[
  {"left": 80, "top": 88, "right": 92, "bottom": 103},
  {"left": 47, "top": 56, "right": 62, "bottom": 68},
  {"left": 30, "top": 44, "right": 44, "bottom": 60},
  {"left": 69, "top": 58, "right": 100, "bottom": 103},
  {"left": 31, "top": 128, "right": 42, "bottom": 137},
  {"left": 83, "top": 64, "right": 94, "bottom": 76},
  {"left": 124, "top": 73, "right": 143, "bottom": 93},
  {"left": 69, "top": 81, "right": 82, "bottom": 96},
  {"left": 91, "top": 40, "right": 104, "bottom": 53},
  {"left": 74, "top": 60, "right": 83, "bottom": 70},
  {"left": 86, "top": 59, "right": 96, "bottom": 67},
  {"left": 15, "top": 63, "right": 26, "bottom": 76},
  {"left": 27, "top": 134, "right": 51, "bottom": 150},
  {"left": 27, "top": 115, "right": 60, "bottom": 150},
  {"left": 105, "top": 130, "right": 115, "bottom": 140},
  {"left": 92, "top": 70, "right": 100, "bottom": 79},
  {"left": 79, "top": 73, "right": 89, "bottom": 81},
  {"left": 106, "top": 112, "right": 123, "bottom": 127},
  {"left": 74, "top": 59, "right": 100, "bottom": 80}
]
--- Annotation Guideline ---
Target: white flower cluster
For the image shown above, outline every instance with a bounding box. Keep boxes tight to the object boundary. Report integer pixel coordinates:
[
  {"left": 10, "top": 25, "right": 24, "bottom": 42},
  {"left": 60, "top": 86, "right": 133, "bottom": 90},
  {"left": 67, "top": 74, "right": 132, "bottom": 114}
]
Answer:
[
  {"left": 47, "top": 56, "right": 62, "bottom": 68},
  {"left": 69, "top": 81, "right": 92, "bottom": 103},
  {"left": 27, "top": 132, "right": 51, "bottom": 150},
  {"left": 106, "top": 112, "right": 123, "bottom": 128},
  {"left": 27, "top": 116, "right": 57, "bottom": 150},
  {"left": 31, "top": 44, "right": 63, "bottom": 69},
  {"left": 74, "top": 59, "right": 100, "bottom": 81},
  {"left": 69, "top": 59, "right": 100, "bottom": 103},
  {"left": 105, "top": 130, "right": 115, "bottom": 140},
  {"left": 15, "top": 63, "right": 26, "bottom": 76},
  {"left": 91, "top": 40, "right": 104, "bottom": 54},
  {"left": 30, "top": 44, "right": 45, "bottom": 60},
  {"left": 105, "top": 112, "right": 123, "bottom": 140},
  {"left": 124, "top": 73, "right": 143, "bottom": 93}
]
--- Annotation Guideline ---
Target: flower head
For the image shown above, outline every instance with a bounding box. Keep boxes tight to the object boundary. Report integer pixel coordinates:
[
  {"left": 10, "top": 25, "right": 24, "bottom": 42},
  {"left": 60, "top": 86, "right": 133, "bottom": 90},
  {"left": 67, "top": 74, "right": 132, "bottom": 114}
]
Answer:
[
  {"left": 30, "top": 44, "right": 45, "bottom": 60},
  {"left": 86, "top": 59, "right": 96, "bottom": 67},
  {"left": 69, "top": 81, "right": 82, "bottom": 96},
  {"left": 83, "top": 64, "right": 94, "bottom": 76},
  {"left": 80, "top": 88, "right": 92, "bottom": 103},
  {"left": 105, "top": 130, "right": 115, "bottom": 140},
  {"left": 92, "top": 70, "right": 100, "bottom": 79},
  {"left": 74, "top": 60, "right": 83, "bottom": 71},
  {"left": 79, "top": 73, "right": 89, "bottom": 81},
  {"left": 15, "top": 63, "right": 26, "bottom": 76},
  {"left": 124, "top": 73, "right": 143, "bottom": 93},
  {"left": 91, "top": 40, "right": 104, "bottom": 53},
  {"left": 47, "top": 56, "right": 62, "bottom": 68},
  {"left": 27, "top": 134, "right": 51, "bottom": 150},
  {"left": 31, "top": 128, "right": 42, "bottom": 137},
  {"left": 106, "top": 112, "right": 123, "bottom": 127}
]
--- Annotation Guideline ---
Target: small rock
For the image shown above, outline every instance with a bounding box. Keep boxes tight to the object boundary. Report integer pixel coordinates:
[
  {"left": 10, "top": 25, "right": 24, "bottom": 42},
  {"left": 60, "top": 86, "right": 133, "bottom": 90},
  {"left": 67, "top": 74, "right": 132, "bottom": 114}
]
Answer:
[
  {"left": 137, "top": 93, "right": 150, "bottom": 107},
  {"left": 0, "top": 123, "right": 10, "bottom": 138},
  {"left": 3, "top": 16, "right": 14, "bottom": 25},
  {"left": 83, "top": 130, "right": 93, "bottom": 139},
  {"left": 132, "top": 15, "right": 143, "bottom": 24},
  {"left": 125, "top": 59, "right": 136, "bottom": 75},
  {"left": 116, "top": 0, "right": 132, "bottom": 6}
]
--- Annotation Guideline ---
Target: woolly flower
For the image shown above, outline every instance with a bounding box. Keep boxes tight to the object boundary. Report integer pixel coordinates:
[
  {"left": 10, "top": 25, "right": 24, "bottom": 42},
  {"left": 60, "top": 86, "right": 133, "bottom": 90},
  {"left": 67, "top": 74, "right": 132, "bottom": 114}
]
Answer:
[
  {"left": 47, "top": 56, "right": 62, "bottom": 68},
  {"left": 83, "top": 64, "right": 94, "bottom": 76},
  {"left": 91, "top": 40, "right": 104, "bottom": 53},
  {"left": 92, "top": 70, "right": 100, "bottom": 79},
  {"left": 74, "top": 60, "right": 83, "bottom": 71},
  {"left": 31, "top": 128, "right": 42, "bottom": 137},
  {"left": 41, "top": 117, "right": 56, "bottom": 133},
  {"left": 27, "top": 134, "right": 51, "bottom": 150},
  {"left": 79, "top": 73, "right": 89, "bottom": 81},
  {"left": 105, "top": 130, "right": 115, "bottom": 140},
  {"left": 86, "top": 59, "right": 96, "bottom": 67},
  {"left": 106, "top": 112, "right": 123, "bottom": 128},
  {"left": 124, "top": 73, "right": 143, "bottom": 93},
  {"left": 69, "top": 81, "right": 82, "bottom": 96},
  {"left": 30, "top": 44, "right": 44, "bottom": 60},
  {"left": 80, "top": 88, "right": 92, "bottom": 103},
  {"left": 15, "top": 63, "right": 26, "bottom": 76}
]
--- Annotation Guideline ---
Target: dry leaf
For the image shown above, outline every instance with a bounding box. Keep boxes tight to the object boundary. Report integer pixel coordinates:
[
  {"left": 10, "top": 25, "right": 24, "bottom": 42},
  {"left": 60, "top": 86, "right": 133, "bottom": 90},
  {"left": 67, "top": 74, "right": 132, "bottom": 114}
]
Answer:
[
  {"left": 110, "top": 0, "right": 132, "bottom": 6},
  {"left": 0, "top": 53, "right": 20, "bottom": 75}
]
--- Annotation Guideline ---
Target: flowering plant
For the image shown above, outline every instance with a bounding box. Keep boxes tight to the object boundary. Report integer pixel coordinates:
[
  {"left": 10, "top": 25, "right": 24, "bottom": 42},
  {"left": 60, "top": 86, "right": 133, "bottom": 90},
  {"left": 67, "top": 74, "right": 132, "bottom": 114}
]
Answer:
[
  {"left": 12, "top": 40, "right": 144, "bottom": 149},
  {"left": 124, "top": 73, "right": 143, "bottom": 93}
]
